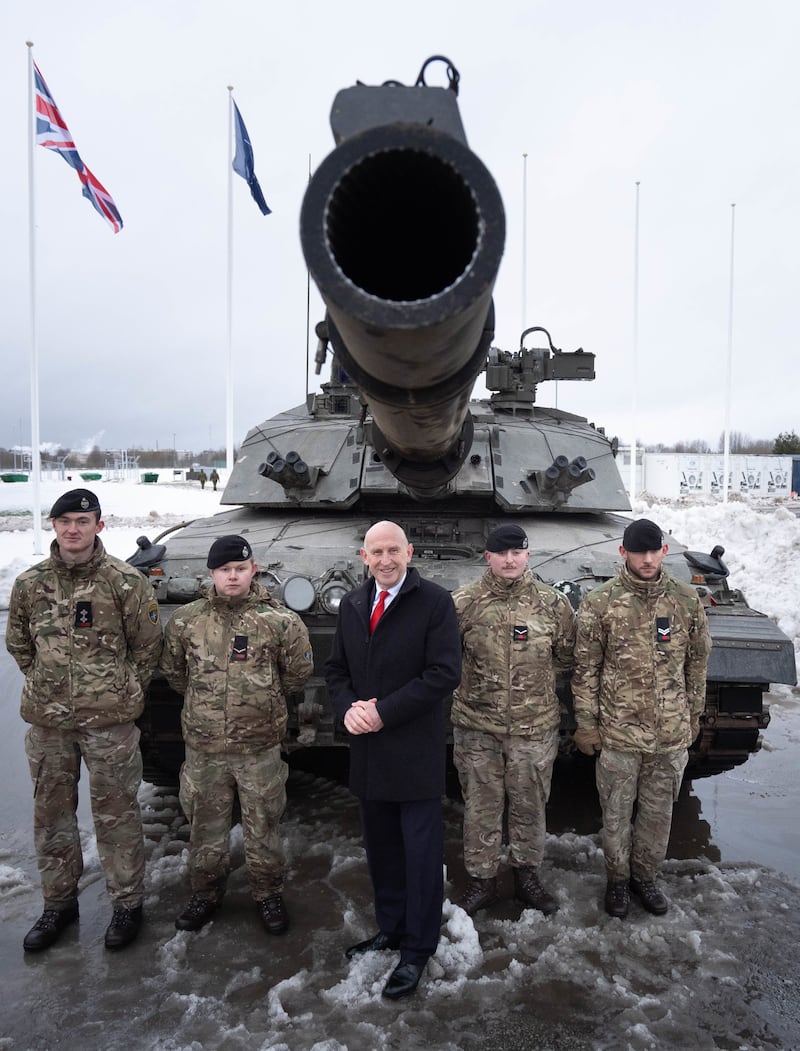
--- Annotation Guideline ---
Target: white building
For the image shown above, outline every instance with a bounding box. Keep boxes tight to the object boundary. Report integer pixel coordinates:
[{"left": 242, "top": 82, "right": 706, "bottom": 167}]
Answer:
[{"left": 618, "top": 450, "right": 795, "bottom": 500}]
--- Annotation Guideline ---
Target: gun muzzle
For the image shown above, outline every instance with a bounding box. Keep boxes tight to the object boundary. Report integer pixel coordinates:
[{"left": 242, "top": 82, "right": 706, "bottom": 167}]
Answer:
[{"left": 301, "top": 118, "right": 505, "bottom": 495}]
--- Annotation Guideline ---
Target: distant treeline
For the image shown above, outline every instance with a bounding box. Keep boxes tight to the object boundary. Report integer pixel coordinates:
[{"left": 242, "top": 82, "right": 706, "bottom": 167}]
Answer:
[
  {"left": 0, "top": 446, "right": 236, "bottom": 471},
  {"left": 645, "top": 430, "right": 800, "bottom": 455}
]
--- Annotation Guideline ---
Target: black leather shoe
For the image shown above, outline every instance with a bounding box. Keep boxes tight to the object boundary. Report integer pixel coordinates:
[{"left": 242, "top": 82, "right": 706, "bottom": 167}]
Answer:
[
  {"left": 604, "top": 880, "right": 630, "bottom": 919},
  {"left": 258, "top": 894, "right": 289, "bottom": 935},
  {"left": 175, "top": 894, "right": 222, "bottom": 931},
  {"left": 382, "top": 960, "right": 425, "bottom": 1000},
  {"left": 104, "top": 904, "right": 143, "bottom": 950},
  {"left": 345, "top": 931, "right": 402, "bottom": 960},
  {"left": 630, "top": 878, "right": 669, "bottom": 915},
  {"left": 23, "top": 903, "right": 79, "bottom": 952},
  {"left": 456, "top": 876, "right": 498, "bottom": 917}
]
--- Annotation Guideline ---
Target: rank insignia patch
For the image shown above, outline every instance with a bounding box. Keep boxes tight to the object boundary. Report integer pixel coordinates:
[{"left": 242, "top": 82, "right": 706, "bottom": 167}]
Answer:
[
  {"left": 230, "top": 635, "right": 249, "bottom": 662},
  {"left": 75, "top": 601, "right": 92, "bottom": 629},
  {"left": 513, "top": 625, "right": 529, "bottom": 641},
  {"left": 656, "top": 617, "right": 671, "bottom": 643}
]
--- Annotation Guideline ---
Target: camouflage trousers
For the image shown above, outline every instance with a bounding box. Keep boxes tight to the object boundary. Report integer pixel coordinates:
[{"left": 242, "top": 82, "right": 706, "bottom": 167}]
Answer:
[
  {"left": 596, "top": 746, "right": 688, "bottom": 882},
  {"left": 180, "top": 745, "right": 288, "bottom": 900},
  {"left": 453, "top": 726, "right": 559, "bottom": 878},
  {"left": 24, "top": 722, "right": 145, "bottom": 909}
]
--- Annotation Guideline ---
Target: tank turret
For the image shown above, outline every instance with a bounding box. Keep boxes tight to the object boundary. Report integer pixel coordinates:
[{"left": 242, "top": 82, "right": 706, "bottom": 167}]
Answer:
[{"left": 133, "top": 57, "right": 796, "bottom": 785}]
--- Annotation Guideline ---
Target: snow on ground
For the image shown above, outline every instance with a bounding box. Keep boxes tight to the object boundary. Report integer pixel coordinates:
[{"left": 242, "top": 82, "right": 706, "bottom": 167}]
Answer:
[
  {"left": 2, "top": 774, "right": 799, "bottom": 1049},
  {"left": 1, "top": 477, "right": 799, "bottom": 1047}
]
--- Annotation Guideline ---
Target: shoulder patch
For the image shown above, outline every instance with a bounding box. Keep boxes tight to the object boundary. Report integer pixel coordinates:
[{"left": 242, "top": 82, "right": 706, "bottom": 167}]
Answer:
[{"left": 148, "top": 602, "right": 160, "bottom": 625}]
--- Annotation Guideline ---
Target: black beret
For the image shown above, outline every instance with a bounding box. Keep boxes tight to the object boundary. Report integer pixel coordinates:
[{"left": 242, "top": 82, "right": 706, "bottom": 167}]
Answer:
[
  {"left": 486, "top": 523, "right": 529, "bottom": 553},
  {"left": 49, "top": 488, "right": 101, "bottom": 519},
  {"left": 207, "top": 534, "right": 253, "bottom": 569},
  {"left": 622, "top": 518, "right": 663, "bottom": 553}
]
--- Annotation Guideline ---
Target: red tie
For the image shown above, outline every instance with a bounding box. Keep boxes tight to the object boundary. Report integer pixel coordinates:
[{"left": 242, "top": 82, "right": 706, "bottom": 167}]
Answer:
[{"left": 369, "top": 590, "right": 390, "bottom": 635}]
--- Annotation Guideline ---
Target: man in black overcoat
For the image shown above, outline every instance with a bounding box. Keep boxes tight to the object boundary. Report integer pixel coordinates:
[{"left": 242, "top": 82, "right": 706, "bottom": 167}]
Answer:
[{"left": 325, "top": 520, "right": 461, "bottom": 1000}]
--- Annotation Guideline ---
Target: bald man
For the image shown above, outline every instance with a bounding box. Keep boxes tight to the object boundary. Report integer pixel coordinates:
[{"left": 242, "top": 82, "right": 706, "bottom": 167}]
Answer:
[{"left": 325, "top": 520, "right": 461, "bottom": 1000}]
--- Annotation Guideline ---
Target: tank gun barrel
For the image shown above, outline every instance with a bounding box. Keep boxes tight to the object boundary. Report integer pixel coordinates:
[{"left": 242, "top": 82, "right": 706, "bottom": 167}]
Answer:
[{"left": 300, "top": 56, "right": 505, "bottom": 497}]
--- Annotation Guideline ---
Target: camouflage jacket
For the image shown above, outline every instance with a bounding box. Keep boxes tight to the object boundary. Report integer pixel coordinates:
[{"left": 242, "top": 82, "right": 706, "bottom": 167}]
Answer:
[
  {"left": 451, "top": 569, "right": 575, "bottom": 737},
  {"left": 6, "top": 538, "right": 162, "bottom": 730},
  {"left": 160, "top": 581, "right": 313, "bottom": 753},
  {"left": 572, "top": 564, "right": 711, "bottom": 753}
]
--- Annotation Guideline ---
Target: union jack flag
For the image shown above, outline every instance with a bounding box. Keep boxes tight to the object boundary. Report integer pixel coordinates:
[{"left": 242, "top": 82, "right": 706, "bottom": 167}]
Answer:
[{"left": 34, "top": 62, "right": 123, "bottom": 234}]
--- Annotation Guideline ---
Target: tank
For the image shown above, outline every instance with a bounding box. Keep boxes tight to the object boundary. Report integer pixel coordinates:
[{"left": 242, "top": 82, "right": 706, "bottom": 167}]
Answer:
[{"left": 130, "top": 56, "right": 796, "bottom": 785}]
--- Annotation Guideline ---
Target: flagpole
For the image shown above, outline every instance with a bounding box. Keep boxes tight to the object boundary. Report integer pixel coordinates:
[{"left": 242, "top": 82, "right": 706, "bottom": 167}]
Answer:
[
  {"left": 629, "top": 180, "right": 640, "bottom": 505},
  {"left": 722, "top": 203, "right": 736, "bottom": 505},
  {"left": 27, "top": 42, "right": 43, "bottom": 555},
  {"left": 226, "top": 86, "right": 235, "bottom": 476},
  {"left": 521, "top": 152, "right": 528, "bottom": 335},
  {"left": 305, "top": 153, "right": 312, "bottom": 398}
]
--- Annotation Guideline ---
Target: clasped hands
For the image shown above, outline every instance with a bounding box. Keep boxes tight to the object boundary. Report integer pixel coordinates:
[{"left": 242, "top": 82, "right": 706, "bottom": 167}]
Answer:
[
  {"left": 573, "top": 726, "right": 602, "bottom": 755},
  {"left": 344, "top": 698, "right": 384, "bottom": 735}
]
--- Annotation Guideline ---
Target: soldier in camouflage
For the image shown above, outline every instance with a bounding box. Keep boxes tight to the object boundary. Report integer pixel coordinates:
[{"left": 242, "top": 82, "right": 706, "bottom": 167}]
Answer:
[
  {"left": 451, "top": 523, "right": 575, "bottom": 917},
  {"left": 572, "top": 518, "right": 711, "bottom": 918},
  {"left": 6, "top": 488, "right": 162, "bottom": 952},
  {"left": 160, "top": 534, "right": 313, "bottom": 935}
]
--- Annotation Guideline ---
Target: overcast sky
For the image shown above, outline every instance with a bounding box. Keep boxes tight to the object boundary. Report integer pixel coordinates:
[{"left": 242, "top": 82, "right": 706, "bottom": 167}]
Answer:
[{"left": 2, "top": 0, "right": 797, "bottom": 456}]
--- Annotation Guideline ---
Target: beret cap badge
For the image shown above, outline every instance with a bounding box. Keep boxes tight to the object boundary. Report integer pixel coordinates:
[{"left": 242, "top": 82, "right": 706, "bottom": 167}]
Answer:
[{"left": 207, "top": 534, "right": 254, "bottom": 569}]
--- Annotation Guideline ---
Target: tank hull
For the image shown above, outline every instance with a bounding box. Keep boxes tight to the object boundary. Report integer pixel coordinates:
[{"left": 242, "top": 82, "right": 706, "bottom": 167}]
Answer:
[{"left": 136, "top": 502, "right": 795, "bottom": 785}]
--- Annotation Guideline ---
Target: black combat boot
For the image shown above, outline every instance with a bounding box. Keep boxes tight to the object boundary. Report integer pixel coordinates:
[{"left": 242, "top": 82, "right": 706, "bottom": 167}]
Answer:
[
  {"left": 629, "top": 878, "right": 669, "bottom": 915},
  {"left": 604, "top": 880, "right": 630, "bottom": 918},
  {"left": 175, "top": 894, "right": 222, "bottom": 931},
  {"left": 104, "top": 904, "right": 143, "bottom": 950},
  {"left": 456, "top": 875, "right": 498, "bottom": 917},
  {"left": 258, "top": 894, "right": 289, "bottom": 934},
  {"left": 23, "top": 903, "right": 79, "bottom": 952},
  {"left": 513, "top": 866, "right": 559, "bottom": 915}
]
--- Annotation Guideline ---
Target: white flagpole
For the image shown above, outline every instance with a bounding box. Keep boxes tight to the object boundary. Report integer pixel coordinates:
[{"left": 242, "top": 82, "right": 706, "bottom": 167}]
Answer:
[
  {"left": 27, "top": 41, "right": 43, "bottom": 555},
  {"left": 305, "top": 153, "right": 312, "bottom": 398},
  {"left": 521, "top": 152, "right": 528, "bottom": 334},
  {"left": 722, "top": 203, "right": 736, "bottom": 504},
  {"left": 629, "top": 181, "right": 640, "bottom": 504},
  {"left": 226, "top": 86, "right": 235, "bottom": 476}
]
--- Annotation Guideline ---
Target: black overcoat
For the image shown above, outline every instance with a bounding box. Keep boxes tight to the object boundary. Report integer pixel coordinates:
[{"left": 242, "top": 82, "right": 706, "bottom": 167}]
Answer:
[{"left": 324, "top": 567, "right": 461, "bottom": 800}]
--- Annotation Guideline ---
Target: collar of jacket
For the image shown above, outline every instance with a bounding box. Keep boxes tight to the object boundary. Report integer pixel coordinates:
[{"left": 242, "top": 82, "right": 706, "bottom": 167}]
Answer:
[
  {"left": 50, "top": 536, "right": 106, "bottom": 576},
  {"left": 207, "top": 579, "right": 271, "bottom": 610},
  {"left": 619, "top": 562, "right": 668, "bottom": 598},
  {"left": 369, "top": 566, "right": 421, "bottom": 602},
  {"left": 483, "top": 566, "right": 534, "bottom": 598}
]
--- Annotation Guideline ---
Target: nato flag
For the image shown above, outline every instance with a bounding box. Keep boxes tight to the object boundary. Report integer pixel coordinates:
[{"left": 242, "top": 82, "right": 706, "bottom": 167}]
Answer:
[{"left": 232, "top": 100, "right": 271, "bottom": 216}]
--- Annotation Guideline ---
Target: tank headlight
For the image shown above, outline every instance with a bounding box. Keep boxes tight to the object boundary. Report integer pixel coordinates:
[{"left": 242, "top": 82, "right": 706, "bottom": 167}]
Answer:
[
  {"left": 320, "top": 583, "right": 348, "bottom": 614},
  {"left": 281, "top": 575, "right": 316, "bottom": 612}
]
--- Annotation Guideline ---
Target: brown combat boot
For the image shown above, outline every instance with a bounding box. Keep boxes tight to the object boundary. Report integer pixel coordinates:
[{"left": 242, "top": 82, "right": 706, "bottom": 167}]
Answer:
[
  {"left": 604, "top": 880, "right": 630, "bottom": 918},
  {"left": 104, "top": 904, "right": 143, "bottom": 950},
  {"left": 258, "top": 893, "right": 289, "bottom": 935},
  {"left": 175, "top": 894, "right": 222, "bottom": 932},
  {"left": 513, "top": 866, "right": 559, "bottom": 915},
  {"left": 629, "top": 878, "right": 669, "bottom": 915},
  {"left": 23, "top": 903, "right": 79, "bottom": 952},
  {"left": 456, "top": 876, "right": 498, "bottom": 917}
]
